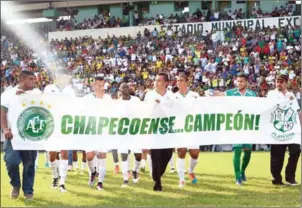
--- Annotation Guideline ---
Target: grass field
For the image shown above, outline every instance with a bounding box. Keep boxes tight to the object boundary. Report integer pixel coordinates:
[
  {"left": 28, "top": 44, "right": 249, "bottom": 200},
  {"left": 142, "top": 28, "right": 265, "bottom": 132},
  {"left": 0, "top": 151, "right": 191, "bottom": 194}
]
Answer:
[{"left": 1, "top": 152, "right": 301, "bottom": 207}]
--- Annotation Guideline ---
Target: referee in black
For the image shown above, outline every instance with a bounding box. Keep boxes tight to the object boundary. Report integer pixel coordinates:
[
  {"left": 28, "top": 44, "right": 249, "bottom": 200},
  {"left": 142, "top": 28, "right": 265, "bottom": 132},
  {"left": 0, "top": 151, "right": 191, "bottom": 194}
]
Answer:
[{"left": 267, "top": 74, "right": 302, "bottom": 186}]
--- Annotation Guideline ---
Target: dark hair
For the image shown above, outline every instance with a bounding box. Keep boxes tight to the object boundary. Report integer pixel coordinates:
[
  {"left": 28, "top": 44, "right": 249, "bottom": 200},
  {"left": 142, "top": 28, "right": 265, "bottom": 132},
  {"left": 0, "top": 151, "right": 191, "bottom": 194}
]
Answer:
[
  {"left": 178, "top": 73, "right": 189, "bottom": 81},
  {"left": 157, "top": 72, "right": 169, "bottom": 82},
  {"left": 95, "top": 76, "right": 105, "bottom": 82},
  {"left": 236, "top": 72, "right": 247, "bottom": 80},
  {"left": 19, "top": 70, "right": 35, "bottom": 80}
]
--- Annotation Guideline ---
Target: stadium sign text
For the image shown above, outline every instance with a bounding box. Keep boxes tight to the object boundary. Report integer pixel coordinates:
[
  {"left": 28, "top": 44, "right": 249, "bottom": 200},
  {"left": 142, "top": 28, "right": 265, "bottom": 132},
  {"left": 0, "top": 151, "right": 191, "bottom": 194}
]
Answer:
[
  {"left": 161, "top": 16, "right": 301, "bottom": 34},
  {"left": 49, "top": 16, "right": 301, "bottom": 40}
]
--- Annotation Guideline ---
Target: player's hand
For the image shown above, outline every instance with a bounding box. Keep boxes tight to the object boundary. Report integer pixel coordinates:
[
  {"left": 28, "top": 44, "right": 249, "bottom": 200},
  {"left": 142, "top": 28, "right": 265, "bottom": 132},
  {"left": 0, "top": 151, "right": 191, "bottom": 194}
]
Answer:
[
  {"left": 3, "top": 128, "right": 13, "bottom": 140},
  {"left": 289, "top": 96, "right": 295, "bottom": 100},
  {"left": 155, "top": 99, "right": 160, "bottom": 103},
  {"left": 16, "top": 89, "right": 25, "bottom": 95}
]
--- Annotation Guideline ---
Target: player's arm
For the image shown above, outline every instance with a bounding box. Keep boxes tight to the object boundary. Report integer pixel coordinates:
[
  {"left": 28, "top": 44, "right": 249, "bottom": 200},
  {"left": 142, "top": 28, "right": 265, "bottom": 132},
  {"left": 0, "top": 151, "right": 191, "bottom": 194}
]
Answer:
[{"left": 1, "top": 92, "right": 13, "bottom": 140}]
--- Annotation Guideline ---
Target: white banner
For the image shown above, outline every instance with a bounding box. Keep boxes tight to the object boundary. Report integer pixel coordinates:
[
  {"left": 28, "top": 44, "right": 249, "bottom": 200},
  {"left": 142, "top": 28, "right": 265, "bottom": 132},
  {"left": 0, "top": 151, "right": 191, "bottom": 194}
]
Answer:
[
  {"left": 5, "top": 95, "right": 301, "bottom": 150},
  {"left": 48, "top": 16, "right": 301, "bottom": 40}
]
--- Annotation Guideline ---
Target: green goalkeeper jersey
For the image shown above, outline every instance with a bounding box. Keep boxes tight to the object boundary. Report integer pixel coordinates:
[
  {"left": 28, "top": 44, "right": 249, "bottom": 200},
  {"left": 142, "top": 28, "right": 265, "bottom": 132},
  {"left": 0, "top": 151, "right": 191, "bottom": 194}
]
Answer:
[
  {"left": 225, "top": 88, "right": 257, "bottom": 97},
  {"left": 225, "top": 88, "right": 257, "bottom": 149}
]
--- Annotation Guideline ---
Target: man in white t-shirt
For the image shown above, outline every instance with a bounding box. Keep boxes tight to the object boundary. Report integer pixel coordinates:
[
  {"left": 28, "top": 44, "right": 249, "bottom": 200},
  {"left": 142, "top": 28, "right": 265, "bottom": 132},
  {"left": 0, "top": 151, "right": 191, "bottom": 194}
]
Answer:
[
  {"left": 84, "top": 76, "right": 111, "bottom": 191},
  {"left": 117, "top": 83, "right": 142, "bottom": 188},
  {"left": 43, "top": 72, "right": 76, "bottom": 193},
  {"left": 1, "top": 70, "right": 42, "bottom": 200},
  {"left": 173, "top": 74, "right": 200, "bottom": 188},
  {"left": 267, "top": 74, "right": 301, "bottom": 186},
  {"left": 144, "top": 73, "right": 174, "bottom": 192}
]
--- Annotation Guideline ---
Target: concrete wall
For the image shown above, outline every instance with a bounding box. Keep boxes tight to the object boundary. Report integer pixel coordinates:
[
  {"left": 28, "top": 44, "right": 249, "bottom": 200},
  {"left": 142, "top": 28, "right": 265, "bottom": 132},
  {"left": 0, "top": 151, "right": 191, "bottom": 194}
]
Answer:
[
  {"left": 76, "top": 6, "right": 99, "bottom": 23},
  {"left": 260, "top": 1, "right": 287, "bottom": 13},
  {"left": 109, "top": 4, "right": 123, "bottom": 18},
  {"left": 143, "top": 2, "right": 182, "bottom": 18},
  {"left": 231, "top": 0, "right": 247, "bottom": 13},
  {"left": 189, "top": 1, "right": 201, "bottom": 16}
]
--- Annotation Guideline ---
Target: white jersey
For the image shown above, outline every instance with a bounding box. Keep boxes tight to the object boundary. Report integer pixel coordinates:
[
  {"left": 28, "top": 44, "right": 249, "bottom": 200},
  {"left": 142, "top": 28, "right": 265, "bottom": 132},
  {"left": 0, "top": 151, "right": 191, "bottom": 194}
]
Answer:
[
  {"left": 84, "top": 93, "right": 112, "bottom": 100},
  {"left": 174, "top": 90, "right": 200, "bottom": 149},
  {"left": 144, "top": 89, "right": 174, "bottom": 102},
  {"left": 44, "top": 84, "right": 76, "bottom": 97},
  {"left": 84, "top": 92, "right": 111, "bottom": 153},
  {"left": 1, "top": 86, "right": 42, "bottom": 128},
  {"left": 267, "top": 89, "right": 300, "bottom": 111},
  {"left": 173, "top": 90, "right": 199, "bottom": 100},
  {"left": 118, "top": 95, "right": 142, "bottom": 153}
]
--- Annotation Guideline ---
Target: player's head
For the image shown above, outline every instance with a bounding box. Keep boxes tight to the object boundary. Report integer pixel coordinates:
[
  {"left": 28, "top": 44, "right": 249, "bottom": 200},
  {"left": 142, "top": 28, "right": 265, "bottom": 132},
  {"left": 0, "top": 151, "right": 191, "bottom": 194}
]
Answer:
[
  {"left": 176, "top": 73, "right": 189, "bottom": 91},
  {"left": 19, "top": 70, "right": 36, "bottom": 90},
  {"left": 236, "top": 73, "right": 248, "bottom": 91},
  {"left": 155, "top": 72, "right": 169, "bottom": 91},
  {"left": 119, "top": 83, "right": 131, "bottom": 97},
  {"left": 275, "top": 74, "right": 288, "bottom": 91},
  {"left": 93, "top": 76, "right": 105, "bottom": 93},
  {"left": 128, "top": 82, "right": 136, "bottom": 95}
]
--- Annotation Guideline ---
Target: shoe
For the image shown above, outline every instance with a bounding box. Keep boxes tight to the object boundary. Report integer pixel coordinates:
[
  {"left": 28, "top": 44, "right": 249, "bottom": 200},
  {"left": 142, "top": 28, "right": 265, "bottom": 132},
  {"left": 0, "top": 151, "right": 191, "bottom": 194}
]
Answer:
[
  {"left": 44, "top": 162, "right": 50, "bottom": 168},
  {"left": 59, "top": 184, "right": 67, "bottom": 192},
  {"left": 24, "top": 194, "right": 33, "bottom": 200},
  {"left": 286, "top": 180, "right": 299, "bottom": 186},
  {"left": 179, "top": 181, "right": 185, "bottom": 188},
  {"left": 184, "top": 169, "right": 187, "bottom": 173},
  {"left": 68, "top": 165, "right": 72, "bottom": 171},
  {"left": 10, "top": 186, "right": 20, "bottom": 199},
  {"left": 140, "top": 166, "right": 146, "bottom": 172},
  {"left": 236, "top": 179, "right": 243, "bottom": 186},
  {"left": 189, "top": 173, "right": 198, "bottom": 184},
  {"left": 114, "top": 165, "right": 120, "bottom": 174},
  {"left": 97, "top": 182, "right": 104, "bottom": 191},
  {"left": 132, "top": 171, "right": 139, "bottom": 183},
  {"left": 52, "top": 178, "right": 59, "bottom": 188},
  {"left": 88, "top": 171, "right": 97, "bottom": 187},
  {"left": 272, "top": 180, "right": 285, "bottom": 186},
  {"left": 170, "top": 168, "right": 175, "bottom": 173},
  {"left": 241, "top": 173, "right": 247, "bottom": 182},
  {"left": 121, "top": 180, "right": 129, "bottom": 188}
]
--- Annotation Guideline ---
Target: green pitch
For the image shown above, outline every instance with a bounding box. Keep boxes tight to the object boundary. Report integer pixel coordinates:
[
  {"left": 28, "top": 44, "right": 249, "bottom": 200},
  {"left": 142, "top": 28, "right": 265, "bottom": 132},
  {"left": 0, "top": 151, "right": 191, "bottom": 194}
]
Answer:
[{"left": 1, "top": 152, "right": 300, "bottom": 207}]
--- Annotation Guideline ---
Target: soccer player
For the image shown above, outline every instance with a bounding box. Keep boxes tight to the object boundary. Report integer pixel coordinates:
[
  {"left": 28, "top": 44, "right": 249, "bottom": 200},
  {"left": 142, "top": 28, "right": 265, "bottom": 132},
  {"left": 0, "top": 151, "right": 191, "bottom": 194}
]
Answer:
[
  {"left": 117, "top": 83, "right": 142, "bottom": 187},
  {"left": 44, "top": 71, "right": 76, "bottom": 192},
  {"left": 173, "top": 74, "right": 200, "bottom": 188},
  {"left": 214, "top": 73, "right": 257, "bottom": 185},
  {"left": 84, "top": 76, "right": 112, "bottom": 191},
  {"left": 1, "top": 70, "right": 42, "bottom": 200},
  {"left": 267, "top": 74, "right": 301, "bottom": 186},
  {"left": 144, "top": 73, "right": 174, "bottom": 192}
]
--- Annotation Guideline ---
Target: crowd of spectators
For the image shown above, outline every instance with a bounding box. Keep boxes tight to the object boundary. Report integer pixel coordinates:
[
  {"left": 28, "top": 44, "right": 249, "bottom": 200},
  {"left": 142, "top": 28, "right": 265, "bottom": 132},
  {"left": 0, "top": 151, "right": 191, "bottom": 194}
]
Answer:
[
  {"left": 56, "top": 3, "right": 298, "bottom": 31},
  {"left": 1, "top": 17, "right": 301, "bottom": 105}
]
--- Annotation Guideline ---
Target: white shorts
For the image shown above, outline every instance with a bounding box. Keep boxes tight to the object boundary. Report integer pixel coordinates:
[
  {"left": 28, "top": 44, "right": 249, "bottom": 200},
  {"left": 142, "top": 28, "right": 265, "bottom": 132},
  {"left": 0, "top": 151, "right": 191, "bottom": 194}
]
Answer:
[{"left": 118, "top": 149, "right": 142, "bottom": 154}]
